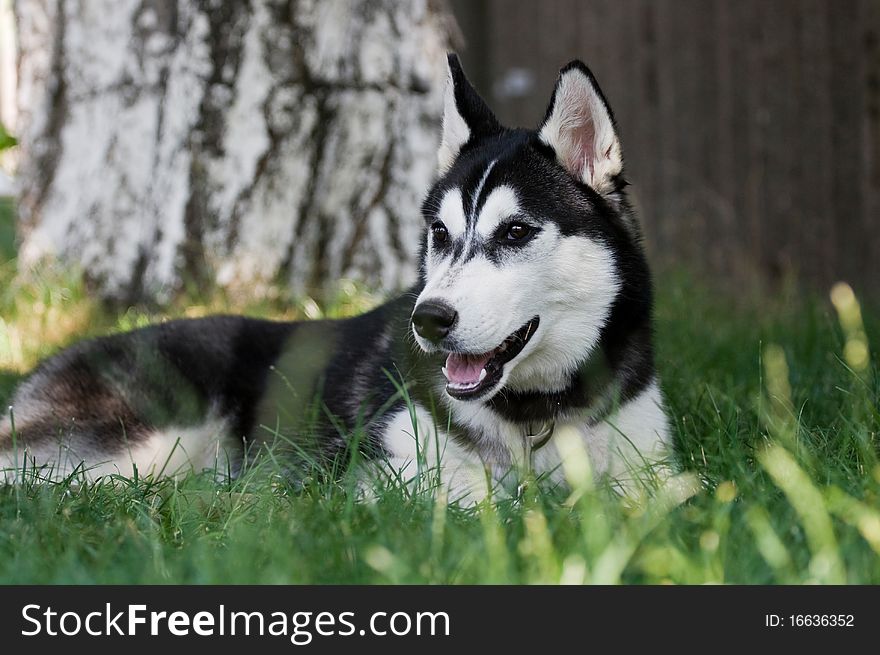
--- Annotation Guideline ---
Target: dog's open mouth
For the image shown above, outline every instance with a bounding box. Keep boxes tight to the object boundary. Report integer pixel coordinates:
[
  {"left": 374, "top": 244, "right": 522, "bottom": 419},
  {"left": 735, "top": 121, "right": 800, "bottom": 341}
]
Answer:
[{"left": 441, "top": 316, "right": 540, "bottom": 400}]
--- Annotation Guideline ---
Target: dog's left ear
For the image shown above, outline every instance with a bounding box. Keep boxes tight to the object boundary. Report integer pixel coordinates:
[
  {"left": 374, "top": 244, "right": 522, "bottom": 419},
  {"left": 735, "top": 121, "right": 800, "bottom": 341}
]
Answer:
[
  {"left": 538, "top": 62, "right": 623, "bottom": 195},
  {"left": 438, "top": 53, "right": 502, "bottom": 173}
]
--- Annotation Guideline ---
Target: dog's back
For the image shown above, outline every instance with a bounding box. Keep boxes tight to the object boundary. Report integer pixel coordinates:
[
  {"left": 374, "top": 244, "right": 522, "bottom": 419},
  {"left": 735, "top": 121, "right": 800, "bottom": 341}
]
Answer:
[{"left": 1, "top": 316, "right": 294, "bottom": 479}]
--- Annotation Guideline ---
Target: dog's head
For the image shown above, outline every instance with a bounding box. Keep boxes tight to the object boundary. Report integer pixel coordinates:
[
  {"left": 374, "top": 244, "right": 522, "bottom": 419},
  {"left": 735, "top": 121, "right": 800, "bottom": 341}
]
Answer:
[{"left": 412, "top": 54, "right": 647, "bottom": 404}]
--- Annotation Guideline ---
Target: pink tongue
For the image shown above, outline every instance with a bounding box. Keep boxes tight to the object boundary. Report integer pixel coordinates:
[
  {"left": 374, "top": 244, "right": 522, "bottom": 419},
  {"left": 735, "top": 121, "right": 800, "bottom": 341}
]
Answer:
[{"left": 445, "top": 352, "right": 492, "bottom": 386}]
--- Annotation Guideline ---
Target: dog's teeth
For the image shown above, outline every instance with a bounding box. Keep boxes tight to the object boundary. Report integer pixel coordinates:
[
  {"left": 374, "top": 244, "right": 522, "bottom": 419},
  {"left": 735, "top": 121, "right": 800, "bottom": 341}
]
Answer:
[
  {"left": 478, "top": 368, "right": 487, "bottom": 382},
  {"left": 441, "top": 366, "right": 449, "bottom": 380}
]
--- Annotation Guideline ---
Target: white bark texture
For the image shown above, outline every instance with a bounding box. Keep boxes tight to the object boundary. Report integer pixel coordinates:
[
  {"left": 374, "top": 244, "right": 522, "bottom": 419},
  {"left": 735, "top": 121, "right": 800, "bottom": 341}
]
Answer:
[{"left": 14, "top": 0, "right": 452, "bottom": 302}]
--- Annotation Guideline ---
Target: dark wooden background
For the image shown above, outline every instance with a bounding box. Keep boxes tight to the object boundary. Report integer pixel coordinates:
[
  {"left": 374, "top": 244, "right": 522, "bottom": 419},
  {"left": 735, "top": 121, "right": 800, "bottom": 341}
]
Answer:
[{"left": 450, "top": 0, "right": 880, "bottom": 297}]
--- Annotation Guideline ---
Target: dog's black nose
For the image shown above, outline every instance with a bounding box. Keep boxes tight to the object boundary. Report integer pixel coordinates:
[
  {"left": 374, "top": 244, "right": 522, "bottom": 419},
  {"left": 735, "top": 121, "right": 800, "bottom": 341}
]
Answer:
[{"left": 412, "top": 300, "right": 457, "bottom": 343}]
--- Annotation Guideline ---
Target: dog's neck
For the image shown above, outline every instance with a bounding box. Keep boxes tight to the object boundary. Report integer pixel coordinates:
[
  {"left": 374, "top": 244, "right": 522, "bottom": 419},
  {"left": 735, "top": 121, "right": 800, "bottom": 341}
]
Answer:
[{"left": 484, "top": 346, "right": 616, "bottom": 425}]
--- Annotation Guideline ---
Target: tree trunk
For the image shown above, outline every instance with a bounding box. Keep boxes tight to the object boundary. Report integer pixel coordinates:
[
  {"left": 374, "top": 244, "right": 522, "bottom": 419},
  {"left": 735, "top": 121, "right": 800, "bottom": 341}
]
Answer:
[{"left": 14, "top": 0, "right": 452, "bottom": 303}]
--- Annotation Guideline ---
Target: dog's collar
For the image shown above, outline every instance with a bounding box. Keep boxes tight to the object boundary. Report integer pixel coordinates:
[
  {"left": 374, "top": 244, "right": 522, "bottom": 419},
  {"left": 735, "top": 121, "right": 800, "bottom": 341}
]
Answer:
[
  {"left": 495, "top": 421, "right": 555, "bottom": 501},
  {"left": 521, "top": 421, "right": 555, "bottom": 492},
  {"left": 526, "top": 421, "right": 555, "bottom": 455},
  {"left": 524, "top": 421, "right": 555, "bottom": 478}
]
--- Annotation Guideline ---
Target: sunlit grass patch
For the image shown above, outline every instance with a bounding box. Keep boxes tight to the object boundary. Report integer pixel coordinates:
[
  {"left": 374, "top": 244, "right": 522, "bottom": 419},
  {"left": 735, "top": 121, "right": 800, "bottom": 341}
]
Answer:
[{"left": 0, "top": 262, "right": 96, "bottom": 372}]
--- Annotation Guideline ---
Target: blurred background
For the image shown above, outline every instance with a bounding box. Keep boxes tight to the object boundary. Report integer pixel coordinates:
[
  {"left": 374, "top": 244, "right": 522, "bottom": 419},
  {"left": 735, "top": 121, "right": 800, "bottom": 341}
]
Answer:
[
  {"left": 452, "top": 0, "right": 879, "bottom": 297},
  {"left": 0, "top": 0, "right": 877, "bottom": 306}
]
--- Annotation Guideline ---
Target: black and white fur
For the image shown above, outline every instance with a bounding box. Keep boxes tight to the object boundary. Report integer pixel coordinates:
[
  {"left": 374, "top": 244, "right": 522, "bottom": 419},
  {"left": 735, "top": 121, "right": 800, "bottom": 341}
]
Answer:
[{"left": 0, "top": 55, "right": 670, "bottom": 501}]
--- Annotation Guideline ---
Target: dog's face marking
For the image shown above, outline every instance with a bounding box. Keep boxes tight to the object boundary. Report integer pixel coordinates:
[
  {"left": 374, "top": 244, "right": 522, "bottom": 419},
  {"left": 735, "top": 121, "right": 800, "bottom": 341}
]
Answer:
[
  {"left": 413, "top": 56, "right": 629, "bottom": 404},
  {"left": 429, "top": 178, "right": 527, "bottom": 266}
]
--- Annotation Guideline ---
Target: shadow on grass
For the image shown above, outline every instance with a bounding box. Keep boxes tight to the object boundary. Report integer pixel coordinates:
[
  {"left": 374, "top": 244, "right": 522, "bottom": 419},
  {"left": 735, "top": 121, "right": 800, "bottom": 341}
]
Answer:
[
  {"left": 0, "top": 197, "right": 14, "bottom": 263},
  {"left": 0, "top": 370, "right": 21, "bottom": 407}
]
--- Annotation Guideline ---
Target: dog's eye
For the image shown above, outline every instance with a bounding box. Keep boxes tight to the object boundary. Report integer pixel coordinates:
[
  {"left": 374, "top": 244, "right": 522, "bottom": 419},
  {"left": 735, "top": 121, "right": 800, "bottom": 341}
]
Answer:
[
  {"left": 431, "top": 222, "right": 449, "bottom": 245},
  {"left": 505, "top": 222, "right": 532, "bottom": 241}
]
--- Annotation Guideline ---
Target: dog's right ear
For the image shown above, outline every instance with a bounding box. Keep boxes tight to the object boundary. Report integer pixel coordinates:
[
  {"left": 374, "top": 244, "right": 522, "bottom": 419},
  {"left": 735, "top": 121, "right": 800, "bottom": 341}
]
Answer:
[{"left": 437, "top": 53, "right": 501, "bottom": 173}]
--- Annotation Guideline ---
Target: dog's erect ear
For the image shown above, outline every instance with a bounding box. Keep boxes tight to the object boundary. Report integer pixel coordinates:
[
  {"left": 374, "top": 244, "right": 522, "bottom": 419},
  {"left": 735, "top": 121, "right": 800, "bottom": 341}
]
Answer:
[
  {"left": 437, "top": 53, "right": 501, "bottom": 173},
  {"left": 538, "top": 61, "right": 623, "bottom": 195}
]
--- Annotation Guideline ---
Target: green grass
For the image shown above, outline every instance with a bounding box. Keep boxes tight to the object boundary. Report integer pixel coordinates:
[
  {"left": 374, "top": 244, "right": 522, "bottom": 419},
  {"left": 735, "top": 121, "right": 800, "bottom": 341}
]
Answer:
[
  {"left": 0, "top": 203, "right": 878, "bottom": 584},
  {"left": 0, "top": 198, "right": 14, "bottom": 262}
]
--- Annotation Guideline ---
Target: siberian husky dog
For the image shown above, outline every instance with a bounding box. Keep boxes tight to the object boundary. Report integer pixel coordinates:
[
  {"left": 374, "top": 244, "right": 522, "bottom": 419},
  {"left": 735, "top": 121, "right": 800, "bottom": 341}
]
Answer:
[{"left": 0, "top": 55, "right": 671, "bottom": 502}]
